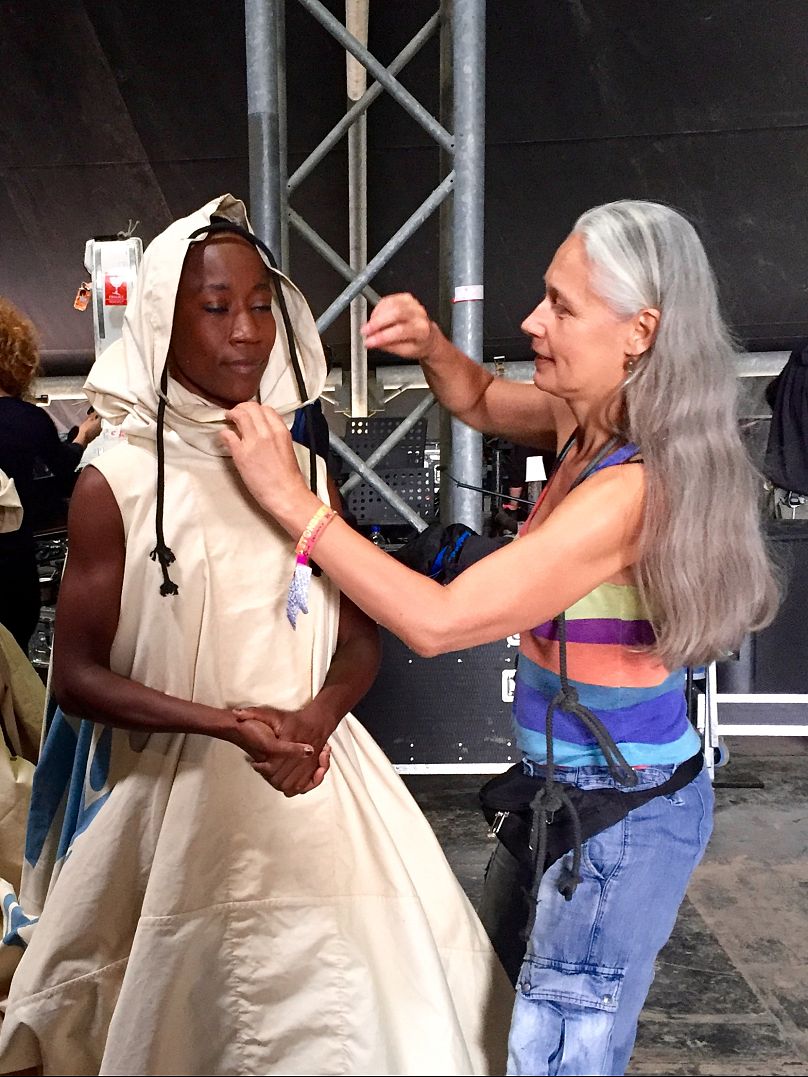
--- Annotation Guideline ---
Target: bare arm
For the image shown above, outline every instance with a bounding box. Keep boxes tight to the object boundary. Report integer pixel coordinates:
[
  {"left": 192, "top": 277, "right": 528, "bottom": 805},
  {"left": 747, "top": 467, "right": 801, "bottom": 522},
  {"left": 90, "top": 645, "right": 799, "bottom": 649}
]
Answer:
[
  {"left": 244, "top": 475, "right": 382, "bottom": 795},
  {"left": 362, "top": 293, "right": 564, "bottom": 450},
  {"left": 221, "top": 403, "right": 646, "bottom": 657},
  {"left": 52, "top": 466, "right": 316, "bottom": 767}
]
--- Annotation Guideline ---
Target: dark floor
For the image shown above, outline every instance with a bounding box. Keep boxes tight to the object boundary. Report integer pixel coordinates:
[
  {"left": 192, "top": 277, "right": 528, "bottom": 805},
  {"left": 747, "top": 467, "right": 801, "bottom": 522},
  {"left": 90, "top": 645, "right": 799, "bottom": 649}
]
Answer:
[{"left": 404, "top": 737, "right": 808, "bottom": 1077}]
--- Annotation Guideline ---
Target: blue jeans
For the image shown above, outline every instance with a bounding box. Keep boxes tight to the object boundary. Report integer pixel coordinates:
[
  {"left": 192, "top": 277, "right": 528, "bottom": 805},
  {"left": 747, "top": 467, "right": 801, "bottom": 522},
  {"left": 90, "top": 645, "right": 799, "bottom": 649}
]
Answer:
[{"left": 485, "top": 760, "right": 714, "bottom": 1076}]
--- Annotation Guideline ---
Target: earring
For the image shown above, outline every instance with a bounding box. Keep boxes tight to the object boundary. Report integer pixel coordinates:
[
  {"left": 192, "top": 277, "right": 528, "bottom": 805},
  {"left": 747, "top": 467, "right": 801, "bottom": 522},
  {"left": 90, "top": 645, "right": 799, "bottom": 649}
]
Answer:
[{"left": 625, "top": 358, "right": 636, "bottom": 375}]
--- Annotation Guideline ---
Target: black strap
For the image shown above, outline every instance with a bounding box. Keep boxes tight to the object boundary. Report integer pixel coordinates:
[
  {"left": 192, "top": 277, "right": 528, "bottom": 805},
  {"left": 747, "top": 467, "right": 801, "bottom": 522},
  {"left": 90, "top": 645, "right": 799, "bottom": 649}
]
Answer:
[{"left": 525, "top": 430, "right": 640, "bottom": 910}]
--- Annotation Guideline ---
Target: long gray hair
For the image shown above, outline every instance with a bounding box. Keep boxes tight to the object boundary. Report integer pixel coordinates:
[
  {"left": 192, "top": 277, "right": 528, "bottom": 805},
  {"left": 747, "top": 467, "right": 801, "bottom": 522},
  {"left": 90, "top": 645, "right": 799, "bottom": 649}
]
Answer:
[{"left": 573, "top": 200, "right": 779, "bottom": 668}]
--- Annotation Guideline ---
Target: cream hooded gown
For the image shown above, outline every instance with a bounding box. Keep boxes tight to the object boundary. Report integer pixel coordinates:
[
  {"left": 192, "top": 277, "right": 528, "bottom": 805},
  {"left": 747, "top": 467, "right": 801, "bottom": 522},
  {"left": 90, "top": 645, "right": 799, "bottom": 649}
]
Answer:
[{"left": 0, "top": 197, "right": 510, "bottom": 1077}]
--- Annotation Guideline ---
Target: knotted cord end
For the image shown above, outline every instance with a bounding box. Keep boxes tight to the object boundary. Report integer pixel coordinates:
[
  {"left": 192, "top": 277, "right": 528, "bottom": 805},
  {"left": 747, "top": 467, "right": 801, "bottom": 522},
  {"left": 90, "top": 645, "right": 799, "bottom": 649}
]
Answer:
[
  {"left": 557, "top": 863, "right": 582, "bottom": 902},
  {"left": 149, "top": 545, "right": 176, "bottom": 567},
  {"left": 149, "top": 544, "right": 179, "bottom": 597}
]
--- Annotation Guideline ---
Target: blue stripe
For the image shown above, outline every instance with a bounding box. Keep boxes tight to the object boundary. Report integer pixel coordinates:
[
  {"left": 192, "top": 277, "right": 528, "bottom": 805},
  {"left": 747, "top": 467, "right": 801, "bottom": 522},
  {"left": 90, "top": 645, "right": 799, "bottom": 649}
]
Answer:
[
  {"left": 517, "top": 651, "right": 685, "bottom": 708},
  {"left": 514, "top": 679, "right": 688, "bottom": 747},
  {"left": 515, "top": 724, "right": 702, "bottom": 768}
]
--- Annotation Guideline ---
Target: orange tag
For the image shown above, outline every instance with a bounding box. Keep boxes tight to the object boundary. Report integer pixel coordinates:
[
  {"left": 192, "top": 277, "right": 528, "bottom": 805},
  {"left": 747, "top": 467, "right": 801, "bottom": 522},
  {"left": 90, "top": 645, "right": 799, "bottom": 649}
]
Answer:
[
  {"left": 104, "top": 275, "right": 127, "bottom": 306},
  {"left": 73, "top": 283, "right": 91, "bottom": 311}
]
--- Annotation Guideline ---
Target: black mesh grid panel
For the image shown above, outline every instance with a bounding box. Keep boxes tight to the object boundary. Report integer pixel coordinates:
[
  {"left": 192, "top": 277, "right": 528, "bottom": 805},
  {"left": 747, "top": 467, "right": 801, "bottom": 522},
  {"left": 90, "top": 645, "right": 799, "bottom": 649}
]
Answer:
[
  {"left": 344, "top": 417, "right": 427, "bottom": 469},
  {"left": 346, "top": 468, "right": 435, "bottom": 525}
]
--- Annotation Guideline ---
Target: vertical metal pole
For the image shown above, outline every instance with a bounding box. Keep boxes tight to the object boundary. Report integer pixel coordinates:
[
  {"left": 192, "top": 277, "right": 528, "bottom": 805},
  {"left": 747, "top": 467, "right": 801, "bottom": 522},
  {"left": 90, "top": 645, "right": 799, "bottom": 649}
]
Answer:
[
  {"left": 348, "top": 113, "right": 369, "bottom": 416},
  {"left": 438, "top": 0, "right": 454, "bottom": 523},
  {"left": 347, "top": 1, "right": 369, "bottom": 417},
  {"left": 277, "top": 0, "right": 290, "bottom": 271},
  {"left": 246, "top": 0, "right": 283, "bottom": 258},
  {"left": 450, "top": 0, "right": 486, "bottom": 530}
]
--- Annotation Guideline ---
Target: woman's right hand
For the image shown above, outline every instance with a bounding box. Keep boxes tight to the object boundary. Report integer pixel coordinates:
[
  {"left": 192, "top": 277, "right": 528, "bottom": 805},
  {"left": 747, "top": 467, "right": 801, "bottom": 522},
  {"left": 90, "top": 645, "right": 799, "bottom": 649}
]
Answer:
[
  {"left": 362, "top": 293, "right": 443, "bottom": 361},
  {"left": 226, "top": 712, "right": 329, "bottom": 796}
]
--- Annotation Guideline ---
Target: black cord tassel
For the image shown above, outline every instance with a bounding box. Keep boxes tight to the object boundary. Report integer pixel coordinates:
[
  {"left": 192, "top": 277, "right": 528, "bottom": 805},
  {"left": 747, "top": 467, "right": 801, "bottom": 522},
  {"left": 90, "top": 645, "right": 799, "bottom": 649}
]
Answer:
[
  {"left": 524, "top": 612, "right": 639, "bottom": 924},
  {"left": 149, "top": 365, "right": 179, "bottom": 596}
]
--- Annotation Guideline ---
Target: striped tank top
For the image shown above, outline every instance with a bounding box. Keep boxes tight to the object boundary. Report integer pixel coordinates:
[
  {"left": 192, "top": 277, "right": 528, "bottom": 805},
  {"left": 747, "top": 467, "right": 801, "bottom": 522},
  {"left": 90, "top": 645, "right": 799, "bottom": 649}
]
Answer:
[{"left": 514, "top": 439, "right": 701, "bottom": 768}]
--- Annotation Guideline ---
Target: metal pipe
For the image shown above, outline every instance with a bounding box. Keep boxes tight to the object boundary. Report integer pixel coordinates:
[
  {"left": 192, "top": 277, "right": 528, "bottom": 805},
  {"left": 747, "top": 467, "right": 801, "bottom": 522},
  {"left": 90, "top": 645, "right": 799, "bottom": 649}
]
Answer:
[
  {"left": 288, "top": 208, "right": 381, "bottom": 304},
  {"left": 449, "top": 0, "right": 486, "bottom": 530},
  {"left": 345, "top": 0, "right": 369, "bottom": 101},
  {"left": 296, "top": 0, "right": 453, "bottom": 153},
  {"left": 438, "top": 0, "right": 454, "bottom": 524},
  {"left": 316, "top": 170, "right": 455, "bottom": 332},
  {"left": 245, "top": 0, "right": 283, "bottom": 257},
  {"left": 329, "top": 431, "right": 428, "bottom": 531},
  {"left": 343, "top": 351, "right": 791, "bottom": 392},
  {"left": 347, "top": 2, "right": 369, "bottom": 417},
  {"left": 348, "top": 111, "right": 369, "bottom": 416},
  {"left": 341, "top": 393, "right": 436, "bottom": 495},
  {"left": 287, "top": 13, "right": 440, "bottom": 194},
  {"left": 277, "top": 0, "right": 290, "bottom": 270}
]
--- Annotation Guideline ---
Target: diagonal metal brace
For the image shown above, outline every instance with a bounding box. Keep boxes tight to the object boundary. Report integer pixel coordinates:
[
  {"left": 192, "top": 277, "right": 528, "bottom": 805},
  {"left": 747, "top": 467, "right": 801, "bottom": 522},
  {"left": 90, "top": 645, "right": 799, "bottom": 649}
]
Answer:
[
  {"left": 288, "top": 11, "right": 441, "bottom": 194},
  {"left": 329, "top": 431, "right": 428, "bottom": 532},
  {"left": 296, "top": 0, "right": 454, "bottom": 154},
  {"left": 316, "top": 170, "right": 455, "bottom": 332},
  {"left": 341, "top": 393, "right": 436, "bottom": 495},
  {"left": 288, "top": 208, "right": 382, "bottom": 305}
]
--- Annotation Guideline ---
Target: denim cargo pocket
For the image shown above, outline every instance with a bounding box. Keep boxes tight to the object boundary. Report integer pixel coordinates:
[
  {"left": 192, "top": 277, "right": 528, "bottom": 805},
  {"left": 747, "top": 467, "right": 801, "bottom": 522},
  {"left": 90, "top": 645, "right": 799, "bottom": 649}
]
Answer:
[
  {"left": 517, "top": 956, "right": 624, "bottom": 1012},
  {"left": 509, "top": 957, "right": 626, "bottom": 1075}
]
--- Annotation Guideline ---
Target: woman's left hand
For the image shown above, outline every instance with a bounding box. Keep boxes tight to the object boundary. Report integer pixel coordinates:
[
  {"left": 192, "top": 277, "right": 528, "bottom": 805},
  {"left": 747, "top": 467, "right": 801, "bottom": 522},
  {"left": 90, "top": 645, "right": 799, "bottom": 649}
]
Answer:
[
  {"left": 234, "top": 703, "right": 337, "bottom": 797},
  {"left": 221, "top": 402, "right": 317, "bottom": 525}
]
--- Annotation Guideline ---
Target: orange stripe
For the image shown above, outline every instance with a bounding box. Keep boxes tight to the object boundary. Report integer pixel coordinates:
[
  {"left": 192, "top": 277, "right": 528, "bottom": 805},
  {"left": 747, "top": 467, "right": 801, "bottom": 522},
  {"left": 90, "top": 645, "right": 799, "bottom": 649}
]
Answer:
[{"left": 521, "top": 633, "right": 670, "bottom": 688}]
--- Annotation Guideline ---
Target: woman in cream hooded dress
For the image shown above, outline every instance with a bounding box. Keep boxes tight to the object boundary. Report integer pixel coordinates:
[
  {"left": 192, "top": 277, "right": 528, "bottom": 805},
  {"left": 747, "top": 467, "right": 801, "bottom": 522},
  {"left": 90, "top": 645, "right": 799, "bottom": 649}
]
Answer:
[{"left": 0, "top": 196, "right": 509, "bottom": 1077}]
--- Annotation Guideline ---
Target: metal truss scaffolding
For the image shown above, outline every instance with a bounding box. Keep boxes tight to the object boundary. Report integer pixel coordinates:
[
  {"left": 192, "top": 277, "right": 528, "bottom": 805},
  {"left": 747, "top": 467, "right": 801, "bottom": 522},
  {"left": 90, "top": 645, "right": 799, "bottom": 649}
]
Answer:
[{"left": 245, "top": 0, "right": 486, "bottom": 531}]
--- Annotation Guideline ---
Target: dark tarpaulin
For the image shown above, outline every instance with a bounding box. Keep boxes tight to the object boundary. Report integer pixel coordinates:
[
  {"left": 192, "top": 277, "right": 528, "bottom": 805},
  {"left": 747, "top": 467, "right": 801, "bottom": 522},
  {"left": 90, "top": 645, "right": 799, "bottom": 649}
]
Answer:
[{"left": 2, "top": 0, "right": 808, "bottom": 376}]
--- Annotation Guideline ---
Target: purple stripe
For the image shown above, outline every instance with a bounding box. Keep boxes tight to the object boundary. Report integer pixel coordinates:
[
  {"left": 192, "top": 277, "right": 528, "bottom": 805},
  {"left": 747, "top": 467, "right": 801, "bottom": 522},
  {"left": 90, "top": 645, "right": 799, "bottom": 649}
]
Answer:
[
  {"left": 532, "top": 617, "right": 656, "bottom": 646},
  {"left": 514, "top": 680, "right": 687, "bottom": 747}
]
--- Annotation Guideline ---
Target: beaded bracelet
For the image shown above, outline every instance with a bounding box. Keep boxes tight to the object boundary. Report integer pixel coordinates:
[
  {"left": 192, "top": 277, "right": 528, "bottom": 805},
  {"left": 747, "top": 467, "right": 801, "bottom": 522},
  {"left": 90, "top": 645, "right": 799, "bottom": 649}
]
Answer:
[{"left": 286, "top": 504, "right": 337, "bottom": 628}]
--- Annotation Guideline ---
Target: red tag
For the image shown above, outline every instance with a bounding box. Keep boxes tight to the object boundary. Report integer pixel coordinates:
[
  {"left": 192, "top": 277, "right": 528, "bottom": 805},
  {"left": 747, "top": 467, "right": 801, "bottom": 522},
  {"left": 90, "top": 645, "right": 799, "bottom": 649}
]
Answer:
[{"left": 104, "top": 275, "right": 127, "bottom": 306}]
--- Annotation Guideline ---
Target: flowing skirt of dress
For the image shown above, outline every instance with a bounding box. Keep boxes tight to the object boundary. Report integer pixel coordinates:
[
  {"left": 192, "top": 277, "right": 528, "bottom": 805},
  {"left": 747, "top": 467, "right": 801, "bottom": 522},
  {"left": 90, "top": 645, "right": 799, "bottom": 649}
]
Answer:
[{"left": 0, "top": 711, "right": 511, "bottom": 1076}]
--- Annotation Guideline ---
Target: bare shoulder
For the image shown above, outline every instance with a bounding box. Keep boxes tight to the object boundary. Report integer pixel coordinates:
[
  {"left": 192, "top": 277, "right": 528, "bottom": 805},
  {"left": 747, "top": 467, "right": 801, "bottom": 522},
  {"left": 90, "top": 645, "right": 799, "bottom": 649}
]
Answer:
[
  {"left": 568, "top": 462, "right": 644, "bottom": 531},
  {"left": 67, "top": 465, "right": 125, "bottom": 560},
  {"left": 530, "top": 461, "right": 646, "bottom": 555}
]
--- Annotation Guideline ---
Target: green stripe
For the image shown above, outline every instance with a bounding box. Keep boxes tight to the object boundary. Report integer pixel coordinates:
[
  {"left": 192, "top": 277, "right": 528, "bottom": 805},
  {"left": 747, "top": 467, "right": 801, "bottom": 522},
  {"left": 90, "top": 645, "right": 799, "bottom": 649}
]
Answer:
[{"left": 566, "top": 582, "right": 649, "bottom": 623}]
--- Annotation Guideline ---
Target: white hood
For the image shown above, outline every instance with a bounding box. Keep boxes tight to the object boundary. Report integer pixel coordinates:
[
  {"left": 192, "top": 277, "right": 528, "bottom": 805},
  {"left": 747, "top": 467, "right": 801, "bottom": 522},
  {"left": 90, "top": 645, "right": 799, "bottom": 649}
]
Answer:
[
  {"left": 84, "top": 195, "right": 326, "bottom": 457},
  {"left": 0, "top": 470, "right": 23, "bottom": 534}
]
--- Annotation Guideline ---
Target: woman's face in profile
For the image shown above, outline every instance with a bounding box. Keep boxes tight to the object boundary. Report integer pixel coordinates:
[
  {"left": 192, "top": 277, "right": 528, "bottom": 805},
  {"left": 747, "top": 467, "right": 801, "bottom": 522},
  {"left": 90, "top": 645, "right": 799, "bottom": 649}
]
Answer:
[
  {"left": 167, "top": 234, "right": 277, "bottom": 409},
  {"left": 520, "top": 232, "right": 637, "bottom": 405}
]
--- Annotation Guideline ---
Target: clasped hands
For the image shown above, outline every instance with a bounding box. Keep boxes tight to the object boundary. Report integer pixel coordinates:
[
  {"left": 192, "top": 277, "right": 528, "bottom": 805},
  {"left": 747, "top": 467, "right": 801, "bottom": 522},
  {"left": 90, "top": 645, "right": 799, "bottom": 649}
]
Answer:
[{"left": 231, "top": 703, "right": 337, "bottom": 798}]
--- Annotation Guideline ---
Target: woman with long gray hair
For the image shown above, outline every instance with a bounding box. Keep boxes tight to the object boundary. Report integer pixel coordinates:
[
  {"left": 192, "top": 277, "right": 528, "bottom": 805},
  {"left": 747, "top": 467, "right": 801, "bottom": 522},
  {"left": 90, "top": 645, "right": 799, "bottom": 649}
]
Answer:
[{"left": 221, "top": 200, "right": 779, "bottom": 1076}]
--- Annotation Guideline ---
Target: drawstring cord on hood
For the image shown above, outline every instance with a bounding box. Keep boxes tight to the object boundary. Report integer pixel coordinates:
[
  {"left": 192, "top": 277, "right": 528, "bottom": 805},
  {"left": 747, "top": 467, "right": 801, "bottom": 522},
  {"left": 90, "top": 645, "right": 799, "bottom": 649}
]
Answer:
[
  {"left": 151, "top": 218, "right": 322, "bottom": 598},
  {"left": 149, "top": 362, "right": 180, "bottom": 596}
]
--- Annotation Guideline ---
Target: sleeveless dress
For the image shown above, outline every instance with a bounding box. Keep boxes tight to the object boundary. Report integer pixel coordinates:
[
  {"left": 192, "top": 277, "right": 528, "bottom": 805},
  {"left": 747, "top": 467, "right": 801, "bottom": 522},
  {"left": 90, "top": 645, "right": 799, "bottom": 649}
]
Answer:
[{"left": 0, "top": 195, "right": 511, "bottom": 1077}]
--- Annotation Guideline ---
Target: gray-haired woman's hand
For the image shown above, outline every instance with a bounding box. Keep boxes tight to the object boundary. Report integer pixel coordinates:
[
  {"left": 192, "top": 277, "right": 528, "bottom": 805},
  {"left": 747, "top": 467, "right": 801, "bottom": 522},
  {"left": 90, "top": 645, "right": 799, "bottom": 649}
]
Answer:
[{"left": 361, "top": 293, "right": 444, "bottom": 361}]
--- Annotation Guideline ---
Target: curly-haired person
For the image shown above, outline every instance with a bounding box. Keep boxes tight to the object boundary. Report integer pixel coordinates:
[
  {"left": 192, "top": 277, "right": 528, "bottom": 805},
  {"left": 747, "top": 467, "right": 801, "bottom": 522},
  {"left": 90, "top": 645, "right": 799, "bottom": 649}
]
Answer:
[{"left": 0, "top": 299, "right": 98, "bottom": 651}]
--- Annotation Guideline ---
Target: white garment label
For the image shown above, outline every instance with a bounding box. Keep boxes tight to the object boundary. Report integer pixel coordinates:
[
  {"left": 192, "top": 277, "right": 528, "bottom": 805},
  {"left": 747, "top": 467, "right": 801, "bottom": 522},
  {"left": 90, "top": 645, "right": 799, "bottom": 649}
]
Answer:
[
  {"left": 452, "top": 284, "right": 484, "bottom": 303},
  {"left": 525, "top": 455, "right": 547, "bottom": 481}
]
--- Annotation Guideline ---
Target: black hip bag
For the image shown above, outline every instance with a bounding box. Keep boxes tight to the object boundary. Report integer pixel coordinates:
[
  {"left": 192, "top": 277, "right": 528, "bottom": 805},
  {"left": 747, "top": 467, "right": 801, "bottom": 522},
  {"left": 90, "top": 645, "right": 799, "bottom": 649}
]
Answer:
[{"left": 479, "top": 748, "right": 704, "bottom": 875}]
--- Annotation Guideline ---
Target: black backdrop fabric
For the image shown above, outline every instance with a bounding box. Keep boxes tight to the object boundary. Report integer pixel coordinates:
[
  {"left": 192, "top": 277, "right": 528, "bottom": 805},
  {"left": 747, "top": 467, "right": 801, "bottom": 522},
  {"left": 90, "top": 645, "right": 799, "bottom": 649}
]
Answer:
[{"left": 2, "top": 0, "right": 808, "bottom": 372}]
